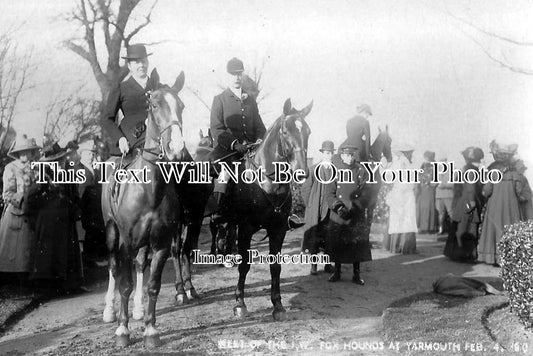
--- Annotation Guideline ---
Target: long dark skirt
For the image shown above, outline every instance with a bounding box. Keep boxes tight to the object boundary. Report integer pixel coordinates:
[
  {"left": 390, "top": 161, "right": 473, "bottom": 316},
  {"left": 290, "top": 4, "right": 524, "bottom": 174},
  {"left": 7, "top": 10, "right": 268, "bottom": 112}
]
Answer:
[
  {"left": 325, "top": 220, "right": 372, "bottom": 264},
  {"left": 443, "top": 221, "right": 478, "bottom": 262}
]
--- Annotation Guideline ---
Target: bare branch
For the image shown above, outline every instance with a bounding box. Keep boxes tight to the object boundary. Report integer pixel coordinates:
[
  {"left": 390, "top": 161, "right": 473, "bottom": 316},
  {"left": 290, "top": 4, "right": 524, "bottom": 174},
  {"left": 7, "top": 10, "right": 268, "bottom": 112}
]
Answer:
[
  {"left": 186, "top": 86, "right": 211, "bottom": 112},
  {"left": 124, "top": 0, "right": 158, "bottom": 46},
  {"left": 448, "top": 10, "right": 533, "bottom": 46},
  {"left": 459, "top": 27, "right": 533, "bottom": 75}
]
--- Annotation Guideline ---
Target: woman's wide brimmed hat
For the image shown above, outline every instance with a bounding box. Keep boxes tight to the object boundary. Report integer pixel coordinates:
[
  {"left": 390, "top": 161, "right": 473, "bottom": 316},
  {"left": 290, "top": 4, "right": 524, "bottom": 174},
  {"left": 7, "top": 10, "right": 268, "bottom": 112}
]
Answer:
[
  {"left": 461, "top": 146, "right": 484, "bottom": 163},
  {"left": 40, "top": 142, "right": 69, "bottom": 162},
  {"left": 8, "top": 135, "right": 41, "bottom": 159},
  {"left": 489, "top": 140, "right": 518, "bottom": 162},
  {"left": 394, "top": 142, "right": 414, "bottom": 153},
  {"left": 122, "top": 44, "right": 152, "bottom": 60}
]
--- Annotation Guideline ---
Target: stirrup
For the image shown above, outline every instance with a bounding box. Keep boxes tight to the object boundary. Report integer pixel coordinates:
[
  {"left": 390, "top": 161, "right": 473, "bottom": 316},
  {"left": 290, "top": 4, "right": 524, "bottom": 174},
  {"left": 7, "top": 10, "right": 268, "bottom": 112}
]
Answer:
[{"left": 287, "top": 214, "right": 305, "bottom": 230}]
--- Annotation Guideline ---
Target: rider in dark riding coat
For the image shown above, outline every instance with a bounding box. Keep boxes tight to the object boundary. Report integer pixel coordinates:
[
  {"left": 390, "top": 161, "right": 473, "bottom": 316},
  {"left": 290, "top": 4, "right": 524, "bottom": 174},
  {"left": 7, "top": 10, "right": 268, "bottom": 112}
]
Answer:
[
  {"left": 209, "top": 58, "right": 266, "bottom": 219},
  {"left": 345, "top": 104, "right": 372, "bottom": 162},
  {"left": 102, "top": 44, "right": 156, "bottom": 157}
]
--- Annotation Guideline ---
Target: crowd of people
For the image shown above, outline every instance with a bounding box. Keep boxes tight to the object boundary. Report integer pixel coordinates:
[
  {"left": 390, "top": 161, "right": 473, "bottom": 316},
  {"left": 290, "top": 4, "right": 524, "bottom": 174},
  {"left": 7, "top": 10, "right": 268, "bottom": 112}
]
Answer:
[
  {"left": 301, "top": 126, "right": 533, "bottom": 284},
  {"left": 1, "top": 43, "right": 532, "bottom": 294},
  {"left": 0, "top": 136, "right": 105, "bottom": 293}
]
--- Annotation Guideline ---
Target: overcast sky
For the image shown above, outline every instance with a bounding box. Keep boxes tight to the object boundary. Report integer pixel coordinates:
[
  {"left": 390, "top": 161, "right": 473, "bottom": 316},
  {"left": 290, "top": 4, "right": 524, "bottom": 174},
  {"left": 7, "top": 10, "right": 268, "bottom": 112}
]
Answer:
[{"left": 2, "top": 0, "right": 533, "bottom": 179}]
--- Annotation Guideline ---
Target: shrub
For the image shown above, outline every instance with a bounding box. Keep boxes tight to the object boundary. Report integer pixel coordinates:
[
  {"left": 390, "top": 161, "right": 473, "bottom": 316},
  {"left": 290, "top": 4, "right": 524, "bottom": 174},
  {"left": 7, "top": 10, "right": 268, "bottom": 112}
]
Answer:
[{"left": 499, "top": 220, "right": 533, "bottom": 328}]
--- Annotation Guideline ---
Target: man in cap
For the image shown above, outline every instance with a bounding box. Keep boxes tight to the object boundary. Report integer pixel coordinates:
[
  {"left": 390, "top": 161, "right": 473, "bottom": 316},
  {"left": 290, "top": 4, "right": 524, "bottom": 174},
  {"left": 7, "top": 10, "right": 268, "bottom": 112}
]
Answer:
[
  {"left": 345, "top": 104, "right": 372, "bottom": 162},
  {"left": 324, "top": 139, "right": 372, "bottom": 284},
  {"left": 209, "top": 57, "right": 267, "bottom": 220},
  {"left": 102, "top": 44, "right": 156, "bottom": 156},
  {"left": 301, "top": 140, "right": 336, "bottom": 275}
]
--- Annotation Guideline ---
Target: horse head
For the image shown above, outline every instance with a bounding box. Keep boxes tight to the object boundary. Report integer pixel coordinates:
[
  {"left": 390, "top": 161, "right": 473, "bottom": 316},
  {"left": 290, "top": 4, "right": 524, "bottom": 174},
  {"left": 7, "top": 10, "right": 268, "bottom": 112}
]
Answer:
[
  {"left": 279, "top": 98, "right": 313, "bottom": 173},
  {"left": 145, "top": 68, "right": 186, "bottom": 161},
  {"left": 373, "top": 124, "right": 392, "bottom": 163}
]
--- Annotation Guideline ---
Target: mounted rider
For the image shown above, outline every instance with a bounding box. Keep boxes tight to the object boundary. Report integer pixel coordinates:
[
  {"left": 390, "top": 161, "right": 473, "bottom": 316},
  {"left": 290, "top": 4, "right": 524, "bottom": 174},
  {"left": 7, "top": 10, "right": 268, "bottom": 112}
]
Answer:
[
  {"left": 102, "top": 44, "right": 156, "bottom": 158},
  {"left": 209, "top": 58, "right": 267, "bottom": 220},
  {"left": 345, "top": 103, "right": 372, "bottom": 162}
]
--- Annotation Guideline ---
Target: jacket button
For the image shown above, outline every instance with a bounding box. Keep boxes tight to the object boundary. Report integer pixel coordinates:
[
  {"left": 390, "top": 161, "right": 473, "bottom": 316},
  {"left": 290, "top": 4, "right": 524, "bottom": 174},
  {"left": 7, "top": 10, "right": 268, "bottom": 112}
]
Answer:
[
  {"left": 241, "top": 108, "right": 244, "bottom": 112},
  {"left": 339, "top": 195, "right": 342, "bottom": 198}
]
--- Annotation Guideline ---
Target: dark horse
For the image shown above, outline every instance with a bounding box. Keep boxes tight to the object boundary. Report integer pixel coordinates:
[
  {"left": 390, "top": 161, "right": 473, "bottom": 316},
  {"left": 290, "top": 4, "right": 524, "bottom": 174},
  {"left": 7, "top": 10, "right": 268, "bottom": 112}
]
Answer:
[
  {"left": 101, "top": 69, "right": 187, "bottom": 347},
  {"left": 224, "top": 98, "right": 313, "bottom": 320}
]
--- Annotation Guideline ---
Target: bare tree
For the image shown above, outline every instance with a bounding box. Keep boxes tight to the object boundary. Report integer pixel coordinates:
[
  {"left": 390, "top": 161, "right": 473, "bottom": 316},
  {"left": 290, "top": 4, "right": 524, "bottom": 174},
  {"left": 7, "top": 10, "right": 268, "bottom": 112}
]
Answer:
[
  {"left": 43, "top": 87, "right": 102, "bottom": 143},
  {"left": 64, "top": 0, "right": 159, "bottom": 102},
  {"left": 447, "top": 10, "right": 533, "bottom": 75},
  {"left": 0, "top": 29, "right": 33, "bottom": 151}
]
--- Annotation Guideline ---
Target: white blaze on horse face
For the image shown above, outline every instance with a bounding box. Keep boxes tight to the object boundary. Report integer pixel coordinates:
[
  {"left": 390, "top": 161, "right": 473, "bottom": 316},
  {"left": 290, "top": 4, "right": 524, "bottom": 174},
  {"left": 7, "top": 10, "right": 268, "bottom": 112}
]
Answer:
[
  {"left": 295, "top": 119, "right": 303, "bottom": 133},
  {"left": 164, "top": 93, "right": 184, "bottom": 156}
]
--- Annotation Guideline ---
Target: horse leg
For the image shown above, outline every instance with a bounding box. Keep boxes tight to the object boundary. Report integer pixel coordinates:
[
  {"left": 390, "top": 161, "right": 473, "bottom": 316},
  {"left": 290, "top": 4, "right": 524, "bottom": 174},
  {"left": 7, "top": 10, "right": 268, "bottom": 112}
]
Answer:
[
  {"left": 209, "top": 217, "right": 218, "bottom": 255},
  {"left": 172, "top": 223, "right": 187, "bottom": 305},
  {"left": 132, "top": 246, "right": 148, "bottom": 320},
  {"left": 234, "top": 224, "right": 252, "bottom": 318},
  {"left": 115, "top": 243, "right": 133, "bottom": 347},
  {"left": 226, "top": 223, "right": 237, "bottom": 255},
  {"left": 183, "top": 221, "right": 200, "bottom": 300},
  {"left": 144, "top": 246, "right": 170, "bottom": 348},
  {"left": 268, "top": 230, "right": 287, "bottom": 321},
  {"left": 103, "top": 222, "right": 118, "bottom": 323}
]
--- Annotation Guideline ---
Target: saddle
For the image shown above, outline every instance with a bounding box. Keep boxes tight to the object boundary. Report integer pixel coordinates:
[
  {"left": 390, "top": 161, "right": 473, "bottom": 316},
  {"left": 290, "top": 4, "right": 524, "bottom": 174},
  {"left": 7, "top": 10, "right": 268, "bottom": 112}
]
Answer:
[{"left": 109, "top": 149, "right": 143, "bottom": 201}]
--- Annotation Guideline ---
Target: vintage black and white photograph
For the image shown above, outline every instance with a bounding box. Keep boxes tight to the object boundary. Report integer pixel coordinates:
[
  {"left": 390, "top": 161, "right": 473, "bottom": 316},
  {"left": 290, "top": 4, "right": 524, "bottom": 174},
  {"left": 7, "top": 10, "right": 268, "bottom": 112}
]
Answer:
[{"left": 0, "top": 0, "right": 532, "bottom": 355}]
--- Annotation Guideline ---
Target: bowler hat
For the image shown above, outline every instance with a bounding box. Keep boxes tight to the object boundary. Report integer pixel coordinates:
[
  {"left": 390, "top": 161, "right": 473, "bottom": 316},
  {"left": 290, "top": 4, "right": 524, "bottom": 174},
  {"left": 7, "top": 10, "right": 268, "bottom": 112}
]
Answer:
[
  {"left": 40, "top": 142, "right": 69, "bottom": 162},
  {"left": 319, "top": 140, "right": 335, "bottom": 153},
  {"left": 8, "top": 134, "right": 40, "bottom": 159},
  {"left": 122, "top": 44, "right": 152, "bottom": 60},
  {"left": 227, "top": 57, "right": 244, "bottom": 74},
  {"left": 357, "top": 104, "right": 372, "bottom": 116}
]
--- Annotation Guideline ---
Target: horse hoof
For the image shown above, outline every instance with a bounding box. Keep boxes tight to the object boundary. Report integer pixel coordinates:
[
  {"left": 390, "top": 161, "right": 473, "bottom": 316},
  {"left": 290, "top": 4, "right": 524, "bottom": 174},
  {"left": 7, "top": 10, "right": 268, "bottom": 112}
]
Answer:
[
  {"left": 132, "top": 308, "right": 144, "bottom": 320},
  {"left": 186, "top": 288, "right": 200, "bottom": 300},
  {"left": 175, "top": 294, "right": 188, "bottom": 305},
  {"left": 273, "top": 308, "right": 287, "bottom": 321},
  {"left": 233, "top": 305, "right": 248, "bottom": 318},
  {"left": 144, "top": 335, "right": 162, "bottom": 348},
  {"left": 115, "top": 334, "right": 130, "bottom": 347},
  {"left": 102, "top": 309, "right": 116, "bottom": 323}
]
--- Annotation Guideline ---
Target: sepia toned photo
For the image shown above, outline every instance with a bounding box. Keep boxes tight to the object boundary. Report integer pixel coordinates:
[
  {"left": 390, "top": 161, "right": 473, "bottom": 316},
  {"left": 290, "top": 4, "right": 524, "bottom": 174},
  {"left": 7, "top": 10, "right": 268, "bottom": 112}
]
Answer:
[{"left": 0, "top": 1, "right": 532, "bottom": 355}]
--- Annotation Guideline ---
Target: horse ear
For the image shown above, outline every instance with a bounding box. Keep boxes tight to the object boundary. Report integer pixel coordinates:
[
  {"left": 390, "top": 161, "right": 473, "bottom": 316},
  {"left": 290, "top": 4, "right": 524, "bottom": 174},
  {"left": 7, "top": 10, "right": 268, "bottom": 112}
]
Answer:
[
  {"left": 386, "top": 124, "right": 389, "bottom": 133},
  {"left": 207, "top": 128, "right": 212, "bottom": 139},
  {"left": 299, "top": 100, "right": 314, "bottom": 118},
  {"left": 199, "top": 129, "right": 203, "bottom": 138},
  {"left": 149, "top": 68, "right": 160, "bottom": 88},
  {"left": 172, "top": 71, "right": 185, "bottom": 93},
  {"left": 283, "top": 98, "right": 292, "bottom": 116}
]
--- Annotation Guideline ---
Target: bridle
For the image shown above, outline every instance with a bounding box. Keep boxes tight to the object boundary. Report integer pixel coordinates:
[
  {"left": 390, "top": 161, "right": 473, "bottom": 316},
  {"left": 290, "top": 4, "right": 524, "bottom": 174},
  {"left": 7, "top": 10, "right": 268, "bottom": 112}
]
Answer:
[{"left": 138, "top": 91, "right": 184, "bottom": 164}]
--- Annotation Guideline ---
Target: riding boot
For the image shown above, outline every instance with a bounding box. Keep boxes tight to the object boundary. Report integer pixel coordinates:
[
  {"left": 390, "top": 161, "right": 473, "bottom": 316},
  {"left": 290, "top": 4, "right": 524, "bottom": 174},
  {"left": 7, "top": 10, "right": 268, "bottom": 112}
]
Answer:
[
  {"left": 287, "top": 215, "right": 305, "bottom": 230},
  {"left": 352, "top": 262, "right": 365, "bottom": 285},
  {"left": 310, "top": 264, "right": 318, "bottom": 275},
  {"left": 212, "top": 191, "right": 226, "bottom": 223},
  {"left": 328, "top": 263, "right": 341, "bottom": 282}
]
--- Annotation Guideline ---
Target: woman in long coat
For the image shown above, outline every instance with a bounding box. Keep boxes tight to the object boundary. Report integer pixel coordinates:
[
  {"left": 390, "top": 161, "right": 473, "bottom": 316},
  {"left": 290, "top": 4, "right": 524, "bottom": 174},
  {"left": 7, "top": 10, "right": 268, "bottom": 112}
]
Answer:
[
  {"left": 416, "top": 151, "right": 438, "bottom": 233},
  {"left": 383, "top": 145, "right": 418, "bottom": 254},
  {"left": 25, "top": 143, "right": 82, "bottom": 292},
  {"left": 324, "top": 141, "right": 371, "bottom": 284},
  {"left": 444, "top": 147, "right": 485, "bottom": 262},
  {"left": 478, "top": 143, "right": 521, "bottom": 265},
  {"left": 301, "top": 141, "right": 335, "bottom": 275},
  {"left": 0, "top": 135, "right": 40, "bottom": 275}
]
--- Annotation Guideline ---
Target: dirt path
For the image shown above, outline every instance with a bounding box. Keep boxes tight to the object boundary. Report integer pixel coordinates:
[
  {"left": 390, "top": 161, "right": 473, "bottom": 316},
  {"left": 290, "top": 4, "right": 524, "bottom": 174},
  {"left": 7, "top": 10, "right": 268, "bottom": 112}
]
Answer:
[{"left": 0, "top": 227, "right": 500, "bottom": 355}]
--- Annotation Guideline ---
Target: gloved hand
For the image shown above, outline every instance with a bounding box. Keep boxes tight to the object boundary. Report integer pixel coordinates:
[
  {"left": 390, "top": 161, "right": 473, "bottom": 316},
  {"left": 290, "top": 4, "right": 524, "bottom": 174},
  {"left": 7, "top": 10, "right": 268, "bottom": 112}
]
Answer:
[
  {"left": 234, "top": 142, "right": 248, "bottom": 154},
  {"left": 338, "top": 206, "right": 352, "bottom": 220},
  {"left": 119, "top": 137, "right": 130, "bottom": 155}
]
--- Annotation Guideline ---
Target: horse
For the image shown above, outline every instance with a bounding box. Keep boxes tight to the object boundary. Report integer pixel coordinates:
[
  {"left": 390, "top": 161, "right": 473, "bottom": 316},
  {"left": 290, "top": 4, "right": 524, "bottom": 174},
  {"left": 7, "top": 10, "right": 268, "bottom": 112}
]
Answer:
[
  {"left": 366, "top": 125, "right": 392, "bottom": 223},
  {"left": 100, "top": 68, "right": 188, "bottom": 348},
  {"left": 222, "top": 98, "right": 313, "bottom": 321}
]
